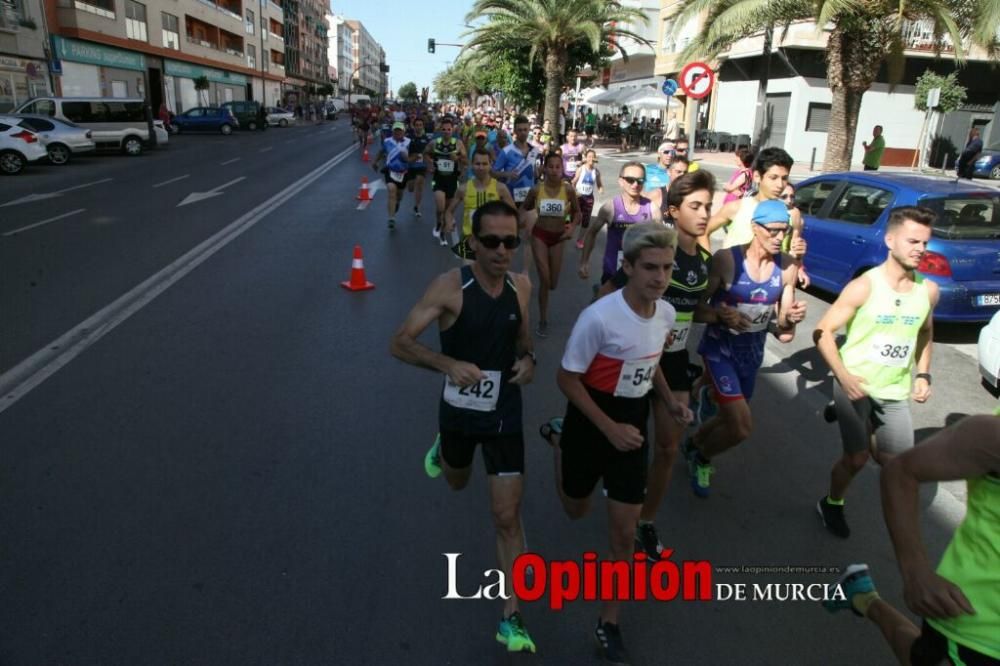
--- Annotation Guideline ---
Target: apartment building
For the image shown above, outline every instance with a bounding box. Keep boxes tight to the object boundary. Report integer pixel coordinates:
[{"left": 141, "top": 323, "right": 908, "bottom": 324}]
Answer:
[
  {"left": 325, "top": 12, "right": 352, "bottom": 97},
  {"left": 0, "top": 0, "right": 54, "bottom": 111},
  {"left": 600, "top": 0, "right": 659, "bottom": 116},
  {"left": 343, "top": 19, "right": 379, "bottom": 97},
  {"left": 41, "top": 0, "right": 286, "bottom": 112},
  {"left": 281, "top": 0, "right": 327, "bottom": 101},
  {"left": 655, "top": 0, "right": 1000, "bottom": 167}
]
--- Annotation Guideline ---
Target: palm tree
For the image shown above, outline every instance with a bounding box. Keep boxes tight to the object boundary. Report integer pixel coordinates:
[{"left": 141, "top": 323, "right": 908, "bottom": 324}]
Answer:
[
  {"left": 464, "top": 0, "right": 651, "bottom": 130},
  {"left": 434, "top": 56, "right": 484, "bottom": 104},
  {"left": 669, "top": 0, "right": 991, "bottom": 171}
]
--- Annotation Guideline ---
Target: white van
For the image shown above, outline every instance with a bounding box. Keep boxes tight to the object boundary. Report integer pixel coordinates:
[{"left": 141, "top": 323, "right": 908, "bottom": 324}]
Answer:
[{"left": 13, "top": 97, "right": 169, "bottom": 156}]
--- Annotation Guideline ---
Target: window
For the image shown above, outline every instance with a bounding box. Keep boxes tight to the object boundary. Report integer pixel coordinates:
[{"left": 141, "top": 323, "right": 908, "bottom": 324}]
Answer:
[
  {"left": 245, "top": 8, "right": 254, "bottom": 34},
  {"left": 794, "top": 180, "right": 840, "bottom": 217},
  {"left": 74, "top": 0, "right": 114, "bottom": 19},
  {"left": 830, "top": 184, "right": 893, "bottom": 226},
  {"left": 125, "top": 0, "right": 147, "bottom": 41},
  {"left": 261, "top": 14, "right": 267, "bottom": 41},
  {"left": 22, "top": 99, "right": 55, "bottom": 116},
  {"left": 247, "top": 43, "right": 256, "bottom": 68},
  {"left": 18, "top": 118, "right": 54, "bottom": 132},
  {"left": 805, "top": 103, "right": 831, "bottom": 132},
  {"left": 924, "top": 195, "right": 1000, "bottom": 240},
  {"left": 111, "top": 80, "right": 127, "bottom": 97},
  {"left": 162, "top": 12, "right": 179, "bottom": 49}
]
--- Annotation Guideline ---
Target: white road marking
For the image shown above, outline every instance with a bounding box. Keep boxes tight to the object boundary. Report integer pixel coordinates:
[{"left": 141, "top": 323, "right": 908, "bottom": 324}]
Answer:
[
  {"left": 152, "top": 174, "right": 190, "bottom": 188},
  {"left": 0, "top": 143, "right": 358, "bottom": 413},
  {"left": 220, "top": 157, "right": 241, "bottom": 166},
  {"left": 176, "top": 176, "right": 247, "bottom": 207},
  {"left": 2, "top": 209, "right": 86, "bottom": 237},
  {"left": 259, "top": 146, "right": 273, "bottom": 153},
  {"left": 0, "top": 178, "right": 113, "bottom": 207}
]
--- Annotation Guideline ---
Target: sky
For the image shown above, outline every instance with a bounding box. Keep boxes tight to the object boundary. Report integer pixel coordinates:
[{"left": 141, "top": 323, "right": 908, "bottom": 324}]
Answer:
[{"left": 330, "top": 0, "right": 473, "bottom": 97}]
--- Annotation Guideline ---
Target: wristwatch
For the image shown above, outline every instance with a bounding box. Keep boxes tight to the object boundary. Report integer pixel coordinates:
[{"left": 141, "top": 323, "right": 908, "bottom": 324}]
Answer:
[
  {"left": 916, "top": 373, "right": 932, "bottom": 384},
  {"left": 521, "top": 351, "right": 537, "bottom": 364}
]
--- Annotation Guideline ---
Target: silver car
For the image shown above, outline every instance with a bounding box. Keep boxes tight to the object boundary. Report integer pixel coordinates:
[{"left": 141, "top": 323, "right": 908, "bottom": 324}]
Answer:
[
  {"left": 265, "top": 106, "right": 296, "bottom": 127},
  {"left": 13, "top": 114, "right": 96, "bottom": 165}
]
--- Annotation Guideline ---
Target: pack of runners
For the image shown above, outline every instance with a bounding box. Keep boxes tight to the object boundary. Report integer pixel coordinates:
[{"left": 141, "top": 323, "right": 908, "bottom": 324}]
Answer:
[{"left": 384, "top": 124, "right": 996, "bottom": 664}]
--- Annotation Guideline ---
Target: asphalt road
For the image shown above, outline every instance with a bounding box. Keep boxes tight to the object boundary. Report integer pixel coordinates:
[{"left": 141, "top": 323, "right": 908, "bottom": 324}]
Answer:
[{"left": 0, "top": 136, "right": 995, "bottom": 664}]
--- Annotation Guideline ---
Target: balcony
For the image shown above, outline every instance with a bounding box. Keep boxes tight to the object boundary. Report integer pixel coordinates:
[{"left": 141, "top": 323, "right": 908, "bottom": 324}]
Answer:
[
  {"left": 195, "top": 0, "right": 242, "bottom": 23},
  {"left": 900, "top": 19, "right": 970, "bottom": 53},
  {"left": 0, "top": 2, "right": 20, "bottom": 31}
]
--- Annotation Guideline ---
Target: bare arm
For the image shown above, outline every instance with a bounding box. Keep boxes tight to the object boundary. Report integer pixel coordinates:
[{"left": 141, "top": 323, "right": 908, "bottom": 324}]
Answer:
[
  {"left": 911, "top": 281, "right": 939, "bottom": 403},
  {"left": 580, "top": 201, "right": 613, "bottom": 278},
  {"left": 557, "top": 368, "right": 643, "bottom": 451},
  {"left": 774, "top": 256, "right": 804, "bottom": 343},
  {"left": 508, "top": 272, "right": 535, "bottom": 385},
  {"left": 722, "top": 171, "right": 746, "bottom": 193},
  {"left": 812, "top": 276, "right": 871, "bottom": 400},
  {"left": 881, "top": 415, "right": 1000, "bottom": 618},
  {"left": 702, "top": 199, "right": 740, "bottom": 251},
  {"left": 596, "top": 169, "right": 604, "bottom": 193},
  {"left": 693, "top": 249, "right": 743, "bottom": 329}
]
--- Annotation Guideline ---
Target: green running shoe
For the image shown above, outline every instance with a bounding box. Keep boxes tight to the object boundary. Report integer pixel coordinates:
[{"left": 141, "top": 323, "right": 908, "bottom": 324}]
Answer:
[
  {"left": 424, "top": 434, "right": 442, "bottom": 478},
  {"left": 824, "top": 564, "right": 876, "bottom": 616},
  {"left": 496, "top": 611, "right": 536, "bottom": 653}
]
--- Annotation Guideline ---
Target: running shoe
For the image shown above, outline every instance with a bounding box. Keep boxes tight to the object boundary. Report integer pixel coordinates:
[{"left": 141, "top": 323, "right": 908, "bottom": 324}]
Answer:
[
  {"left": 432, "top": 225, "right": 441, "bottom": 239},
  {"left": 683, "top": 437, "right": 713, "bottom": 498},
  {"left": 424, "top": 434, "right": 442, "bottom": 479},
  {"left": 817, "top": 496, "right": 851, "bottom": 539},
  {"left": 439, "top": 235, "right": 449, "bottom": 247},
  {"left": 536, "top": 321, "right": 549, "bottom": 338},
  {"left": 594, "top": 619, "right": 630, "bottom": 665},
  {"left": 635, "top": 522, "right": 664, "bottom": 561},
  {"left": 387, "top": 218, "right": 396, "bottom": 230},
  {"left": 413, "top": 206, "right": 422, "bottom": 218},
  {"left": 496, "top": 612, "right": 536, "bottom": 653},
  {"left": 823, "top": 564, "right": 876, "bottom": 617}
]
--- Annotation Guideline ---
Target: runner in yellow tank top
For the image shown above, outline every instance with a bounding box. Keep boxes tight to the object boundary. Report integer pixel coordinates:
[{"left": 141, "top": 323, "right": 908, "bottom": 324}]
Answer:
[
  {"left": 813, "top": 206, "right": 940, "bottom": 539},
  {"left": 824, "top": 410, "right": 1000, "bottom": 665},
  {"left": 454, "top": 148, "right": 516, "bottom": 261}
]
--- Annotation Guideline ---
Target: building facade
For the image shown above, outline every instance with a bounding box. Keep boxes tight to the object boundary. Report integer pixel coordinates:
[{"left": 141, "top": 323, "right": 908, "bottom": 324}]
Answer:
[
  {"left": 281, "top": 0, "right": 326, "bottom": 100},
  {"left": 0, "top": 0, "right": 54, "bottom": 111},
  {"left": 655, "top": 0, "right": 999, "bottom": 168},
  {"left": 597, "top": 0, "right": 659, "bottom": 119},
  {"left": 40, "top": 0, "right": 286, "bottom": 112},
  {"left": 343, "top": 19, "right": 379, "bottom": 97},
  {"left": 324, "top": 11, "right": 351, "bottom": 97}
]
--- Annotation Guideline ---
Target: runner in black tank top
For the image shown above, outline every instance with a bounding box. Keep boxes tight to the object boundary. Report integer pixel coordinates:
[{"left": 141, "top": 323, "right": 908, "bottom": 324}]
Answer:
[
  {"left": 390, "top": 201, "right": 538, "bottom": 653},
  {"left": 439, "top": 265, "right": 523, "bottom": 433}
]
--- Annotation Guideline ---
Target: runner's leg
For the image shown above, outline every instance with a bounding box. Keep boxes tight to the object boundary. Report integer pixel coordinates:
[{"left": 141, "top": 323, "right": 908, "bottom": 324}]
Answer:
[
  {"left": 601, "top": 499, "right": 642, "bottom": 625},
  {"left": 531, "top": 234, "right": 552, "bottom": 330},
  {"left": 489, "top": 475, "right": 525, "bottom": 617},
  {"left": 640, "top": 391, "right": 687, "bottom": 522}
]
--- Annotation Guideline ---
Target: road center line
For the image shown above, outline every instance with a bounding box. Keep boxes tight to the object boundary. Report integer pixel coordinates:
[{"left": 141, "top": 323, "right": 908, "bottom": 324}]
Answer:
[
  {"left": 152, "top": 174, "right": 190, "bottom": 188},
  {"left": 0, "top": 143, "right": 358, "bottom": 414},
  {"left": 220, "top": 157, "right": 241, "bottom": 165},
  {"left": 2, "top": 209, "right": 86, "bottom": 237}
]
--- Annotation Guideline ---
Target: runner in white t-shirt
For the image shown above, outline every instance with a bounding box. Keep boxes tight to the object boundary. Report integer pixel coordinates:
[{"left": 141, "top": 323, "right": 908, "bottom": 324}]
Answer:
[{"left": 547, "top": 222, "right": 693, "bottom": 665}]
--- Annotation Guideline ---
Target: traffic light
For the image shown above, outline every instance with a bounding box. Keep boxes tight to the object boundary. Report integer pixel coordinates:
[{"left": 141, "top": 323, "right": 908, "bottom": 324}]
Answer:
[{"left": 427, "top": 38, "right": 435, "bottom": 54}]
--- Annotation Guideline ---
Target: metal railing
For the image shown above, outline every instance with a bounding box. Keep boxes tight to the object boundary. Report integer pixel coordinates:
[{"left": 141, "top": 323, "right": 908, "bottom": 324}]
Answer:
[{"left": 900, "top": 19, "right": 969, "bottom": 52}]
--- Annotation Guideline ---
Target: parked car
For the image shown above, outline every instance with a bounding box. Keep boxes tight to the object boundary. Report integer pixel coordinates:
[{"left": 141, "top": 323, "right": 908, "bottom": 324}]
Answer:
[
  {"left": 972, "top": 142, "right": 1000, "bottom": 180},
  {"left": 12, "top": 114, "right": 95, "bottom": 165},
  {"left": 795, "top": 172, "right": 1000, "bottom": 322},
  {"left": 171, "top": 107, "right": 239, "bottom": 135},
  {"left": 220, "top": 100, "right": 265, "bottom": 131},
  {"left": 0, "top": 115, "right": 47, "bottom": 174},
  {"left": 979, "top": 310, "right": 1000, "bottom": 389},
  {"left": 12, "top": 97, "right": 168, "bottom": 156},
  {"left": 265, "top": 106, "right": 295, "bottom": 127}
]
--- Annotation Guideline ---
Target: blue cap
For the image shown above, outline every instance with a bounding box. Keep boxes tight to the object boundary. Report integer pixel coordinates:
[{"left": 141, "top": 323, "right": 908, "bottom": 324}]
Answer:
[{"left": 752, "top": 199, "right": 791, "bottom": 226}]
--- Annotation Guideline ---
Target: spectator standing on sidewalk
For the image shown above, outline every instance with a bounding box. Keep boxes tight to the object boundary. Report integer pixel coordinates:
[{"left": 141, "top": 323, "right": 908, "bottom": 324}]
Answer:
[
  {"left": 862, "top": 125, "right": 886, "bottom": 171},
  {"left": 956, "top": 128, "right": 983, "bottom": 180}
]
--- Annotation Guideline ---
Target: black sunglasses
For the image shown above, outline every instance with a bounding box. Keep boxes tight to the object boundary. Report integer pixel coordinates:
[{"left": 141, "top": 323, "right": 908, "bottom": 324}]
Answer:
[
  {"left": 477, "top": 234, "right": 521, "bottom": 249},
  {"left": 622, "top": 176, "right": 645, "bottom": 185}
]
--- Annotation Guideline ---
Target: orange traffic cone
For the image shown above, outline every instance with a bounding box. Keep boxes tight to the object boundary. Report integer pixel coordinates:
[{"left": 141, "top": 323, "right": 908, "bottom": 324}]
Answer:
[
  {"left": 341, "top": 245, "right": 375, "bottom": 291},
  {"left": 356, "top": 177, "right": 371, "bottom": 201},
  {"left": 361, "top": 146, "right": 370, "bottom": 162}
]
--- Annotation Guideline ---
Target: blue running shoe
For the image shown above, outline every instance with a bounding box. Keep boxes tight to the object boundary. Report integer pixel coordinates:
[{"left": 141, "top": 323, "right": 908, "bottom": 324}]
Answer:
[{"left": 824, "top": 564, "right": 876, "bottom": 616}]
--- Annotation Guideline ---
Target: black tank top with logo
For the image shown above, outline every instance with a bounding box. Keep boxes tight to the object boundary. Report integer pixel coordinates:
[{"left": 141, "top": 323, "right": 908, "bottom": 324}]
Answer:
[{"left": 439, "top": 266, "right": 523, "bottom": 433}]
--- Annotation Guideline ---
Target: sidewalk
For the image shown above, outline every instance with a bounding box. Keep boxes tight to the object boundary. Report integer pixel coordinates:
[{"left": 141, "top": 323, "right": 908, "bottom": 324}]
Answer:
[{"left": 588, "top": 140, "right": 1000, "bottom": 188}]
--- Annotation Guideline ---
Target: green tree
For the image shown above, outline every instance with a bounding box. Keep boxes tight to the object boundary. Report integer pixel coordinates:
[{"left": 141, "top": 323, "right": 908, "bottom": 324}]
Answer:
[
  {"left": 463, "top": 0, "right": 650, "bottom": 129},
  {"left": 670, "top": 0, "right": 990, "bottom": 171},
  {"left": 398, "top": 81, "right": 419, "bottom": 102},
  {"left": 914, "top": 70, "right": 967, "bottom": 112}
]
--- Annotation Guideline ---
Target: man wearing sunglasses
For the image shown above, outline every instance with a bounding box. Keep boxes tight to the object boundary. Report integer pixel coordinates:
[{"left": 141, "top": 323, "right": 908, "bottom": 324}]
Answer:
[
  {"left": 391, "top": 200, "right": 538, "bottom": 654},
  {"left": 644, "top": 141, "right": 675, "bottom": 193},
  {"left": 682, "top": 199, "right": 807, "bottom": 498},
  {"left": 579, "top": 162, "right": 661, "bottom": 286},
  {"left": 674, "top": 136, "right": 699, "bottom": 172}
]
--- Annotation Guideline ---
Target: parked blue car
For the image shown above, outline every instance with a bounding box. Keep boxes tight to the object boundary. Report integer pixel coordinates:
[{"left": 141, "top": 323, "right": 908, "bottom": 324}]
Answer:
[
  {"left": 972, "top": 141, "right": 1000, "bottom": 179},
  {"left": 795, "top": 173, "right": 1000, "bottom": 322},
  {"left": 170, "top": 107, "right": 239, "bottom": 135}
]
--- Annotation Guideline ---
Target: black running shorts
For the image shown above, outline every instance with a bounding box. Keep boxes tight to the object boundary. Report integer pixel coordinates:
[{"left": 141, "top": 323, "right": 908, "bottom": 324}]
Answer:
[
  {"left": 432, "top": 176, "right": 459, "bottom": 198},
  {"left": 559, "top": 392, "right": 649, "bottom": 505},
  {"left": 439, "top": 430, "right": 524, "bottom": 475},
  {"left": 660, "top": 349, "right": 694, "bottom": 393},
  {"left": 910, "top": 620, "right": 998, "bottom": 666}
]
